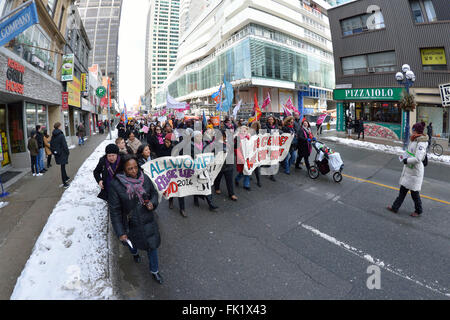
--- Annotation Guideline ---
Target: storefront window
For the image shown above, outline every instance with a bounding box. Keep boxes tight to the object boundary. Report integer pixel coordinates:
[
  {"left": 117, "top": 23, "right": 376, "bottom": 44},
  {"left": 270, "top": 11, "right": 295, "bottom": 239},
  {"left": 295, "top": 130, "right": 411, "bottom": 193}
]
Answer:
[
  {"left": 37, "top": 105, "right": 47, "bottom": 131},
  {"left": 0, "top": 105, "right": 11, "bottom": 167},
  {"left": 63, "top": 111, "right": 70, "bottom": 136},
  {"left": 417, "top": 105, "right": 449, "bottom": 138},
  {"left": 8, "top": 103, "right": 25, "bottom": 153},
  {"left": 26, "top": 103, "right": 37, "bottom": 139}
]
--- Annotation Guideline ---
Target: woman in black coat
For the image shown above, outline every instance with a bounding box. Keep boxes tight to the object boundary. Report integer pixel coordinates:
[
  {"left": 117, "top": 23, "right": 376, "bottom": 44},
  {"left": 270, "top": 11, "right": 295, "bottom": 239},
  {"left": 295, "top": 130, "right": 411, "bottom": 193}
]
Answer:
[
  {"left": 148, "top": 125, "right": 165, "bottom": 158},
  {"left": 93, "top": 144, "right": 121, "bottom": 201},
  {"left": 213, "top": 130, "right": 238, "bottom": 201},
  {"left": 295, "top": 119, "right": 314, "bottom": 171},
  {"left": 108, "top": 155, "right": 163, "bottom": 284},
  {"left": 50, "top": 122, "right": 70, "bottom": 187}
]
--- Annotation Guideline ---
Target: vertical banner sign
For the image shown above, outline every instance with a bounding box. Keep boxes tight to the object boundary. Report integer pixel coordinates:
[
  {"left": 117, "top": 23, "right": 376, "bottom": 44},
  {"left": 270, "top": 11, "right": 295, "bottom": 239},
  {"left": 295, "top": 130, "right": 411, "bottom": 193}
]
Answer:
[
  {"left": 67, "top": 76, "right": 81, "bottom": 108},
  {"left": 61, "top": 54, "right": 74, "bottom": 81},
  {"left": 62, "top": 92, "right": 69, "bottom": 110},
  {"left": 439, "top": 83, "right": 450, "bottom": 107},
  {"left": 6, "top": 58, "right": 24, "bottom": 94},
  {"left": 80, "top": 73, "right": 87, "bottom": 93},
  {"left": 0, "top": 1, "right": 39, "bottom": 47}
]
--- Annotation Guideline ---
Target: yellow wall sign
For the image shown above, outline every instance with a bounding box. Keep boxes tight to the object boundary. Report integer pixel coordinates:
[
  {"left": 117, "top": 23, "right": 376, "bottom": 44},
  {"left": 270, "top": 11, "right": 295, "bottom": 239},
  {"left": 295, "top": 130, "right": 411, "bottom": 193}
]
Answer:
[
  {"left": 68, "top": 76, "right": 81, "bottom": 108},
  {"left": 421, "top": 48, "right": 447, "bottom": 65},
  {"left": 80, "top": 73, "right": 87, "bottom": 92}
]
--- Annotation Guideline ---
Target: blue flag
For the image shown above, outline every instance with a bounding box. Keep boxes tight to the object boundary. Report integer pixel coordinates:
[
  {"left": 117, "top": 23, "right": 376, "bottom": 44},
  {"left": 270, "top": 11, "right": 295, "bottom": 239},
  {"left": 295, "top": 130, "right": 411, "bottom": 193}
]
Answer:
[
  {"left": 0, "top": 1, "right": 39, "bottom": 47},
  {"left": 202, "top": 110, "right": 207, "bottom": 129},
  {"left": 221, "top": 75, "right": 234, "bottom": 112}
]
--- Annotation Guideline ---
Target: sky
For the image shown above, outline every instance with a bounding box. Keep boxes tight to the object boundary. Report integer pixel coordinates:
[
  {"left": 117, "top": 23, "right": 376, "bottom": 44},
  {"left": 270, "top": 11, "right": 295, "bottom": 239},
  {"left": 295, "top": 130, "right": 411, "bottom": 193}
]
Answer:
[{"left": 118, "top": 0, "right": 149, "bottom": 110}]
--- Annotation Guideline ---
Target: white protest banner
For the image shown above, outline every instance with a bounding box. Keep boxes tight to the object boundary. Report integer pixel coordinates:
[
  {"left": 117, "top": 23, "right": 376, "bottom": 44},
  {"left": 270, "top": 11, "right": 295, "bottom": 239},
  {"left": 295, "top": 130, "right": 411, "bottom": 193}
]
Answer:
[
  {"left": 142, "top": 152, "right": 227, "bottom": 200},
  {"left": 240, "top": 133, "right": 294, "bottom": 175},
  {"left": 157, "top": 116, "right": 167, "bottom": 124}
]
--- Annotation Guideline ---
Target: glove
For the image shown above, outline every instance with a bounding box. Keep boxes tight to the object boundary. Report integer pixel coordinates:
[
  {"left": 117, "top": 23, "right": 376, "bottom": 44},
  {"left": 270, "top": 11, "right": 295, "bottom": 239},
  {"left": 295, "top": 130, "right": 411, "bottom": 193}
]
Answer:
[{"left": 403, "top": 158, "right": 408, "bottom": 165}]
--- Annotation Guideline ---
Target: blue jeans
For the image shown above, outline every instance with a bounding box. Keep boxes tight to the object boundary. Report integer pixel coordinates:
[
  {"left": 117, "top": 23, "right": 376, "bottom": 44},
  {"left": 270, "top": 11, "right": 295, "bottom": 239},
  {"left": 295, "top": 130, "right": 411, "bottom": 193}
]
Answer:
[
  {"left": 235, "top": 173, "right": 250, "bottom": 188},
  {"left": 283, "top": 149, "right": 297, "bottom": 174},
  {"left": 38, "top": 148, "right": 45, "bottom": 171},
  {"left": 127, "top": 244, "right": 159, "bottom": 273},
  {"left": 78, "top": 136, "right": 84, "bottom": 145}
]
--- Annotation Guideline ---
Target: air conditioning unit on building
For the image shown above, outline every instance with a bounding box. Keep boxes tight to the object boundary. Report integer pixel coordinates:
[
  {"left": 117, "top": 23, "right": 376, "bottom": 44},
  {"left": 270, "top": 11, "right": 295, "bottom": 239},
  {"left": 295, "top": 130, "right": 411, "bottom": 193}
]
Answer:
[{"left": 367, "top": 67, "right": 376, "bottom": 73}]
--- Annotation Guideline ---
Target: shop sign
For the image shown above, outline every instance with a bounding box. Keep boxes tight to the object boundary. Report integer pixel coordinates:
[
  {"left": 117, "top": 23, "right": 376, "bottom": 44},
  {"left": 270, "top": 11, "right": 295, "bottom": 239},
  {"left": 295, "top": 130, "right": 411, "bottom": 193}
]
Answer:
[
  {"left": 5, "top": 58, "right": 24, "bottom": 95},
  {"left": 61, "top": 54, "right": 74, "bottom": 81},
  {"left": 333, "top": 88, "right": 403, "bottom": 101},
  {"left": 67, "top": 76, "right": 81, "bottom": 108},
  {"left": 439, "top": 83, "right": 450, "bottom": 107},
  {"left": 81, "top": 73, "right": 87, "bottom": 93},
  {"left": 421, "top": 48, "right": 447, "bottom": 65},
  {"left": 62, "top": 92, "right": 69, "bottom": 110},
  {"left": 0, "top": 1, "right": 39, "bottom": 47}
]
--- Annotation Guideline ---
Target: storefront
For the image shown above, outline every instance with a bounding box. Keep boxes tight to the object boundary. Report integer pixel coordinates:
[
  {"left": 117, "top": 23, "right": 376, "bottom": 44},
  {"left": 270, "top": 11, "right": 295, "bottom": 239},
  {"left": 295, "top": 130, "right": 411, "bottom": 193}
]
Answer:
[
  {"left": 335, "top": 87, "right": 405, "bottom": 140},
  {"left": 0, "top": 48, "right": 62, "bottom": 170}
]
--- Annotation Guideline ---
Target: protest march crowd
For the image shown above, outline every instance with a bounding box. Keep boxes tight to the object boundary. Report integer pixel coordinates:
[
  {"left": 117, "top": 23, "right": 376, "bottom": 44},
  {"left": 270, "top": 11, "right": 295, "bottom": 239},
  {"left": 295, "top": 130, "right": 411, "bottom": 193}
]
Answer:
[{"left": 90, "top": 111, "right": 429, "bottom": 286}]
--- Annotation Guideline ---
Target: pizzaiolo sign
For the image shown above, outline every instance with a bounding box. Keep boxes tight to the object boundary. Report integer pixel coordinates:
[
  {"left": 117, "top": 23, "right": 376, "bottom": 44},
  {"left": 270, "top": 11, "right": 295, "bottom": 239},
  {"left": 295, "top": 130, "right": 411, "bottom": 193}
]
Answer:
[{"left": 333, "top": 87, "right": 403, "bottom": 101}]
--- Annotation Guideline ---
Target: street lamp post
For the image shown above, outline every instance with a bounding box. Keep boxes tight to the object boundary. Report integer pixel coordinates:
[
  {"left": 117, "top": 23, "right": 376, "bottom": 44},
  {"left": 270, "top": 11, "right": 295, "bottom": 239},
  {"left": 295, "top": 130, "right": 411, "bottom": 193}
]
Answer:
[{"left": 395, "top": 64, "right": 416, "bottom": 149}]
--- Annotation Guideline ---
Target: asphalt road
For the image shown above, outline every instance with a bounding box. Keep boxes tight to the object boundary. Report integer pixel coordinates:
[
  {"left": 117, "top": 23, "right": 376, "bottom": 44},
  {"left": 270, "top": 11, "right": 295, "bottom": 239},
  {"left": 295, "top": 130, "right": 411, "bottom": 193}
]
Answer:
[{"left": 117, "top": 140, "right": 450, "bottom": 300}]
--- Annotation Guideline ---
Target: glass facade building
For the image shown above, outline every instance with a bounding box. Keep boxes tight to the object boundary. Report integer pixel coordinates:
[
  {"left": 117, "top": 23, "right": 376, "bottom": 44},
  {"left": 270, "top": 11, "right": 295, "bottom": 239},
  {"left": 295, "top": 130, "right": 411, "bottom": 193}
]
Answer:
[
  {"left": 157, "top": 24, "right": 334, "bottom": 105},
  {"left": 77, "top": 0, "right": 123, "bottom": 100}
]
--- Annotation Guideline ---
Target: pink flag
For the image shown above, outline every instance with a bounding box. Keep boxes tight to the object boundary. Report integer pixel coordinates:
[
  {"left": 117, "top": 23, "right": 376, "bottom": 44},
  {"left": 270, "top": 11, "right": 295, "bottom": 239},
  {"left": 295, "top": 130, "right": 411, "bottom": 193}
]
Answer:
[
  {"left": 261, "top": 92, "right": 271, "bottom": 110},
  {"left": 316, "top": 113, "right": 328, "bottom": 126},
  {"left": 285, "top": 97, "right": 295, "bottom": 111},
  {"left": 283, "top": 105, "right": 292, "bottom": 116}
]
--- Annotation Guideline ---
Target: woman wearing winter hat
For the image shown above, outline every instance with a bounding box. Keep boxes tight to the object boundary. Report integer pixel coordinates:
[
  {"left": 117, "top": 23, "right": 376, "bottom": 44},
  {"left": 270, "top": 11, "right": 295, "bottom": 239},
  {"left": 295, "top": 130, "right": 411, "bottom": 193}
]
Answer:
[
  {"left": 93, "top": 143, "right": 121, "bottom": 201},
  {"left": 388, "top": 122, "right": 428, "bottom": 217}
]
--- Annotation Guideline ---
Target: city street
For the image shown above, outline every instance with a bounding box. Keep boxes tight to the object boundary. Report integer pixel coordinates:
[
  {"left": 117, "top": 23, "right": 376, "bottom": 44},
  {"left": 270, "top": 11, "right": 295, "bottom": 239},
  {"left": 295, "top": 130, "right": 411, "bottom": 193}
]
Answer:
[{"left": 117, "top": 142, "right": 450, "bottom": 300}]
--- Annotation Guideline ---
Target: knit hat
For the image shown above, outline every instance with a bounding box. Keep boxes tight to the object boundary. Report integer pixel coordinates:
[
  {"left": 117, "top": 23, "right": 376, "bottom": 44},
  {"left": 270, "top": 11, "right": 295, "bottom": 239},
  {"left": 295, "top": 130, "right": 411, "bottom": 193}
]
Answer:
[
  {"left": 105, "top": 143, "right": 120, "bottom": 155},
  {"left": 412, "top": 122, "right": 425, "bottom": 134}
]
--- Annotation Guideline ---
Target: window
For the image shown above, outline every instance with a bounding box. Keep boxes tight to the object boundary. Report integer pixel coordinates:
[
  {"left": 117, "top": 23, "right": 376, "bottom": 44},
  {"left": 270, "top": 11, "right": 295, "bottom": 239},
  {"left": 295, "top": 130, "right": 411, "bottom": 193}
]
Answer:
[
  {"left": 410, "top": 0, "right": 438, "bottom": 23},
  {"left": 46, "top": 0, "right": 58, "bottom": 17},
  {"left": 421, "top": 48, "right": 447, "bottom": 70},
  {"left": 340, "top": 11, "right": 385, "bottom": 36},
  {"left": 342, "top": 51, "right": 396, "bottom": 75}
]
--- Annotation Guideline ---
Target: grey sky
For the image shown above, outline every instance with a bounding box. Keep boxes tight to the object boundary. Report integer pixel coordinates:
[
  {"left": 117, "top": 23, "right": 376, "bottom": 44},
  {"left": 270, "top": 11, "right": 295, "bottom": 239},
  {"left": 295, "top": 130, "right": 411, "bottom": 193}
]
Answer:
[{"left": 118, "top": 0, "right": 149, "bottom": 109}]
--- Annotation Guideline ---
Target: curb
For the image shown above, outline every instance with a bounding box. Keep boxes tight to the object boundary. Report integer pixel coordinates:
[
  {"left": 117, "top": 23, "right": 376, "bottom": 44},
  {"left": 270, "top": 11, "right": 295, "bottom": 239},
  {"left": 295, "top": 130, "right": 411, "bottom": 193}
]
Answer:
[{"left": 107, "top": 211, "right": 121, "bottom": 299}]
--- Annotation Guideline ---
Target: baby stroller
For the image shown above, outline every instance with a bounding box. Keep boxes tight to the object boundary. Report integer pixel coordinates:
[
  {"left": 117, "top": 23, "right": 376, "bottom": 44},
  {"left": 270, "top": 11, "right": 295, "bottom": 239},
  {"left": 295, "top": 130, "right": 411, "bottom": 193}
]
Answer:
[{"left": 308, "top": 139, "right": 344, "bottom": 183}]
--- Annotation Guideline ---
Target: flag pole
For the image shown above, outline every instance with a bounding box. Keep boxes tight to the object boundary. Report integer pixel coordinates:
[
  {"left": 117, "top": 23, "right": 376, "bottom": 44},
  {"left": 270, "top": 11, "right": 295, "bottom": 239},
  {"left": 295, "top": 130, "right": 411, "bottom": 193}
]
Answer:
[{"left": 107, "top": 79, "right": 112, "bottom": 140}]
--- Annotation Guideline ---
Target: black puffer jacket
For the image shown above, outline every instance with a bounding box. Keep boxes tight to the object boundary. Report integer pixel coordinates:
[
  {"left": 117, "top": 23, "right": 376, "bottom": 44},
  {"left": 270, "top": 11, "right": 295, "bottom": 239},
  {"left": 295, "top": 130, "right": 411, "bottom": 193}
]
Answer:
[
  {"left": 50, "top": 129, "right": 69, "bottom": 165},
  {"left": 93, "top": 155, "right": 120, "bottom": 201},
  {"left": 108, "top": 172, "right": 160, "bottom": 251}
]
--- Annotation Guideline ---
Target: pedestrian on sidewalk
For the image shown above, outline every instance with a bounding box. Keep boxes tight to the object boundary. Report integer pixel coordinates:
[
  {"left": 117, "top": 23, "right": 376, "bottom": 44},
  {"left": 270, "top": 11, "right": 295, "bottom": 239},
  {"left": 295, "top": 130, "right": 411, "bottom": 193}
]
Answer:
[
  {"left": 76, "top": 123, "right": 86, "bottom": 146},
  {"left": 427, "top": 122, "right": 433, "bottom": 150},
  {"left": 43, "top": 130, "right": 52, "bottom": 168},
  {"left": 93, "top": 144, "right": 121, "bottom": 201},
  {"left": 35, "top": 125, "right": 47, "bottom": 174},
  {"left": 387, "top": 122, "right": 428, "bottom": 217},
  {"left": 27, "top": 130, "right": 41, "bottom": 177},
  {"left": 108, "top": 154, "right": 163, "bottom": 284},
  {"left": 357, "top": 117, "right": 365, "bottom": 140},
  {"left": 50, "top": 122, "right": 70, "bottom": 188}
]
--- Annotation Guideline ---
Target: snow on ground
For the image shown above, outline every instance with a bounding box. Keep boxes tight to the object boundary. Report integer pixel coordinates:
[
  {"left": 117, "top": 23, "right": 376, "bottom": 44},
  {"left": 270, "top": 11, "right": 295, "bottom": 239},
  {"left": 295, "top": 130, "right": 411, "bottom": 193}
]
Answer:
[
  {"left": 11, "top": 131, "right": 118, "bottom": 300},
  {"left": 0, "top": 201, "right": 8, "bottom": 209},
  {"left": 323, "top": 136, "right": 450, "bottom": 165}
]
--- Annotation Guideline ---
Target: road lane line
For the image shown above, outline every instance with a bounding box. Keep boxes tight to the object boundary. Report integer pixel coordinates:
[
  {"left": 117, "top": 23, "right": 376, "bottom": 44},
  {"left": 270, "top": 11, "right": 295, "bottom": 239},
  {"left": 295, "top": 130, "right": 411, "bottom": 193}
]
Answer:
[
  {"left": 342, "top": 174, "right": 450, "bottom": 205},
  {"left": 301, "top": 224, "right": 450, "bottom": 298}
]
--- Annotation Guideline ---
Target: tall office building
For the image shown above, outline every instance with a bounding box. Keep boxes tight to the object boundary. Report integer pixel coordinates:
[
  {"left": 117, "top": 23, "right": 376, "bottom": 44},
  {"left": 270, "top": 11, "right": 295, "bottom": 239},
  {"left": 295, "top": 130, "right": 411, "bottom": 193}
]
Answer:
[
  {"left": 76, "top": 0, "right": 123, "bottom": 100},
  {"left": 156, "top": 0, "right": 335, "bottom": 115},
  {"left": 180, "top": 0, "right": 210, "bottom": 37},
  {"left": 145, "top": 0, "right": 180, "bottom": 109}
]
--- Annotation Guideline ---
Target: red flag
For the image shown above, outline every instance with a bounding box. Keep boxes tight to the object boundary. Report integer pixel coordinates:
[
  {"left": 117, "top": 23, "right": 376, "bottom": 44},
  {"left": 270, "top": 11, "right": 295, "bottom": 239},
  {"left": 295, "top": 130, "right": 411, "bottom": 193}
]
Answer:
[{"left": 249, "top": 93, "right": 262, "bottom": 123}]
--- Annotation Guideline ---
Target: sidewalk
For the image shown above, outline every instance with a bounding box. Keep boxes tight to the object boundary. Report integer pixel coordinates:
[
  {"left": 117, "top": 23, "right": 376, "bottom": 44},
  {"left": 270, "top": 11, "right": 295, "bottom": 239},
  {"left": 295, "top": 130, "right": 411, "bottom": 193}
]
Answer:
[{"left": 0, "top": 131, "right": 112, "bottom": 300}]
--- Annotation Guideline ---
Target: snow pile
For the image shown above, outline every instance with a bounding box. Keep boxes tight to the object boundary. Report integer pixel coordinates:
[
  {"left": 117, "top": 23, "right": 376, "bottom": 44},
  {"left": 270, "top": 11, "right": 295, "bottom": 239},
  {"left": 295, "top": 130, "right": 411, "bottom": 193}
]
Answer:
[
  {"left": 323, "top": 137, "right": 450, "bottom": 165},
  {"left": 11, "top": 131, "right": 118, "bottom": 300},
  {"left": 0, "top": 201, "right": 8, "bottom": 209}
]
